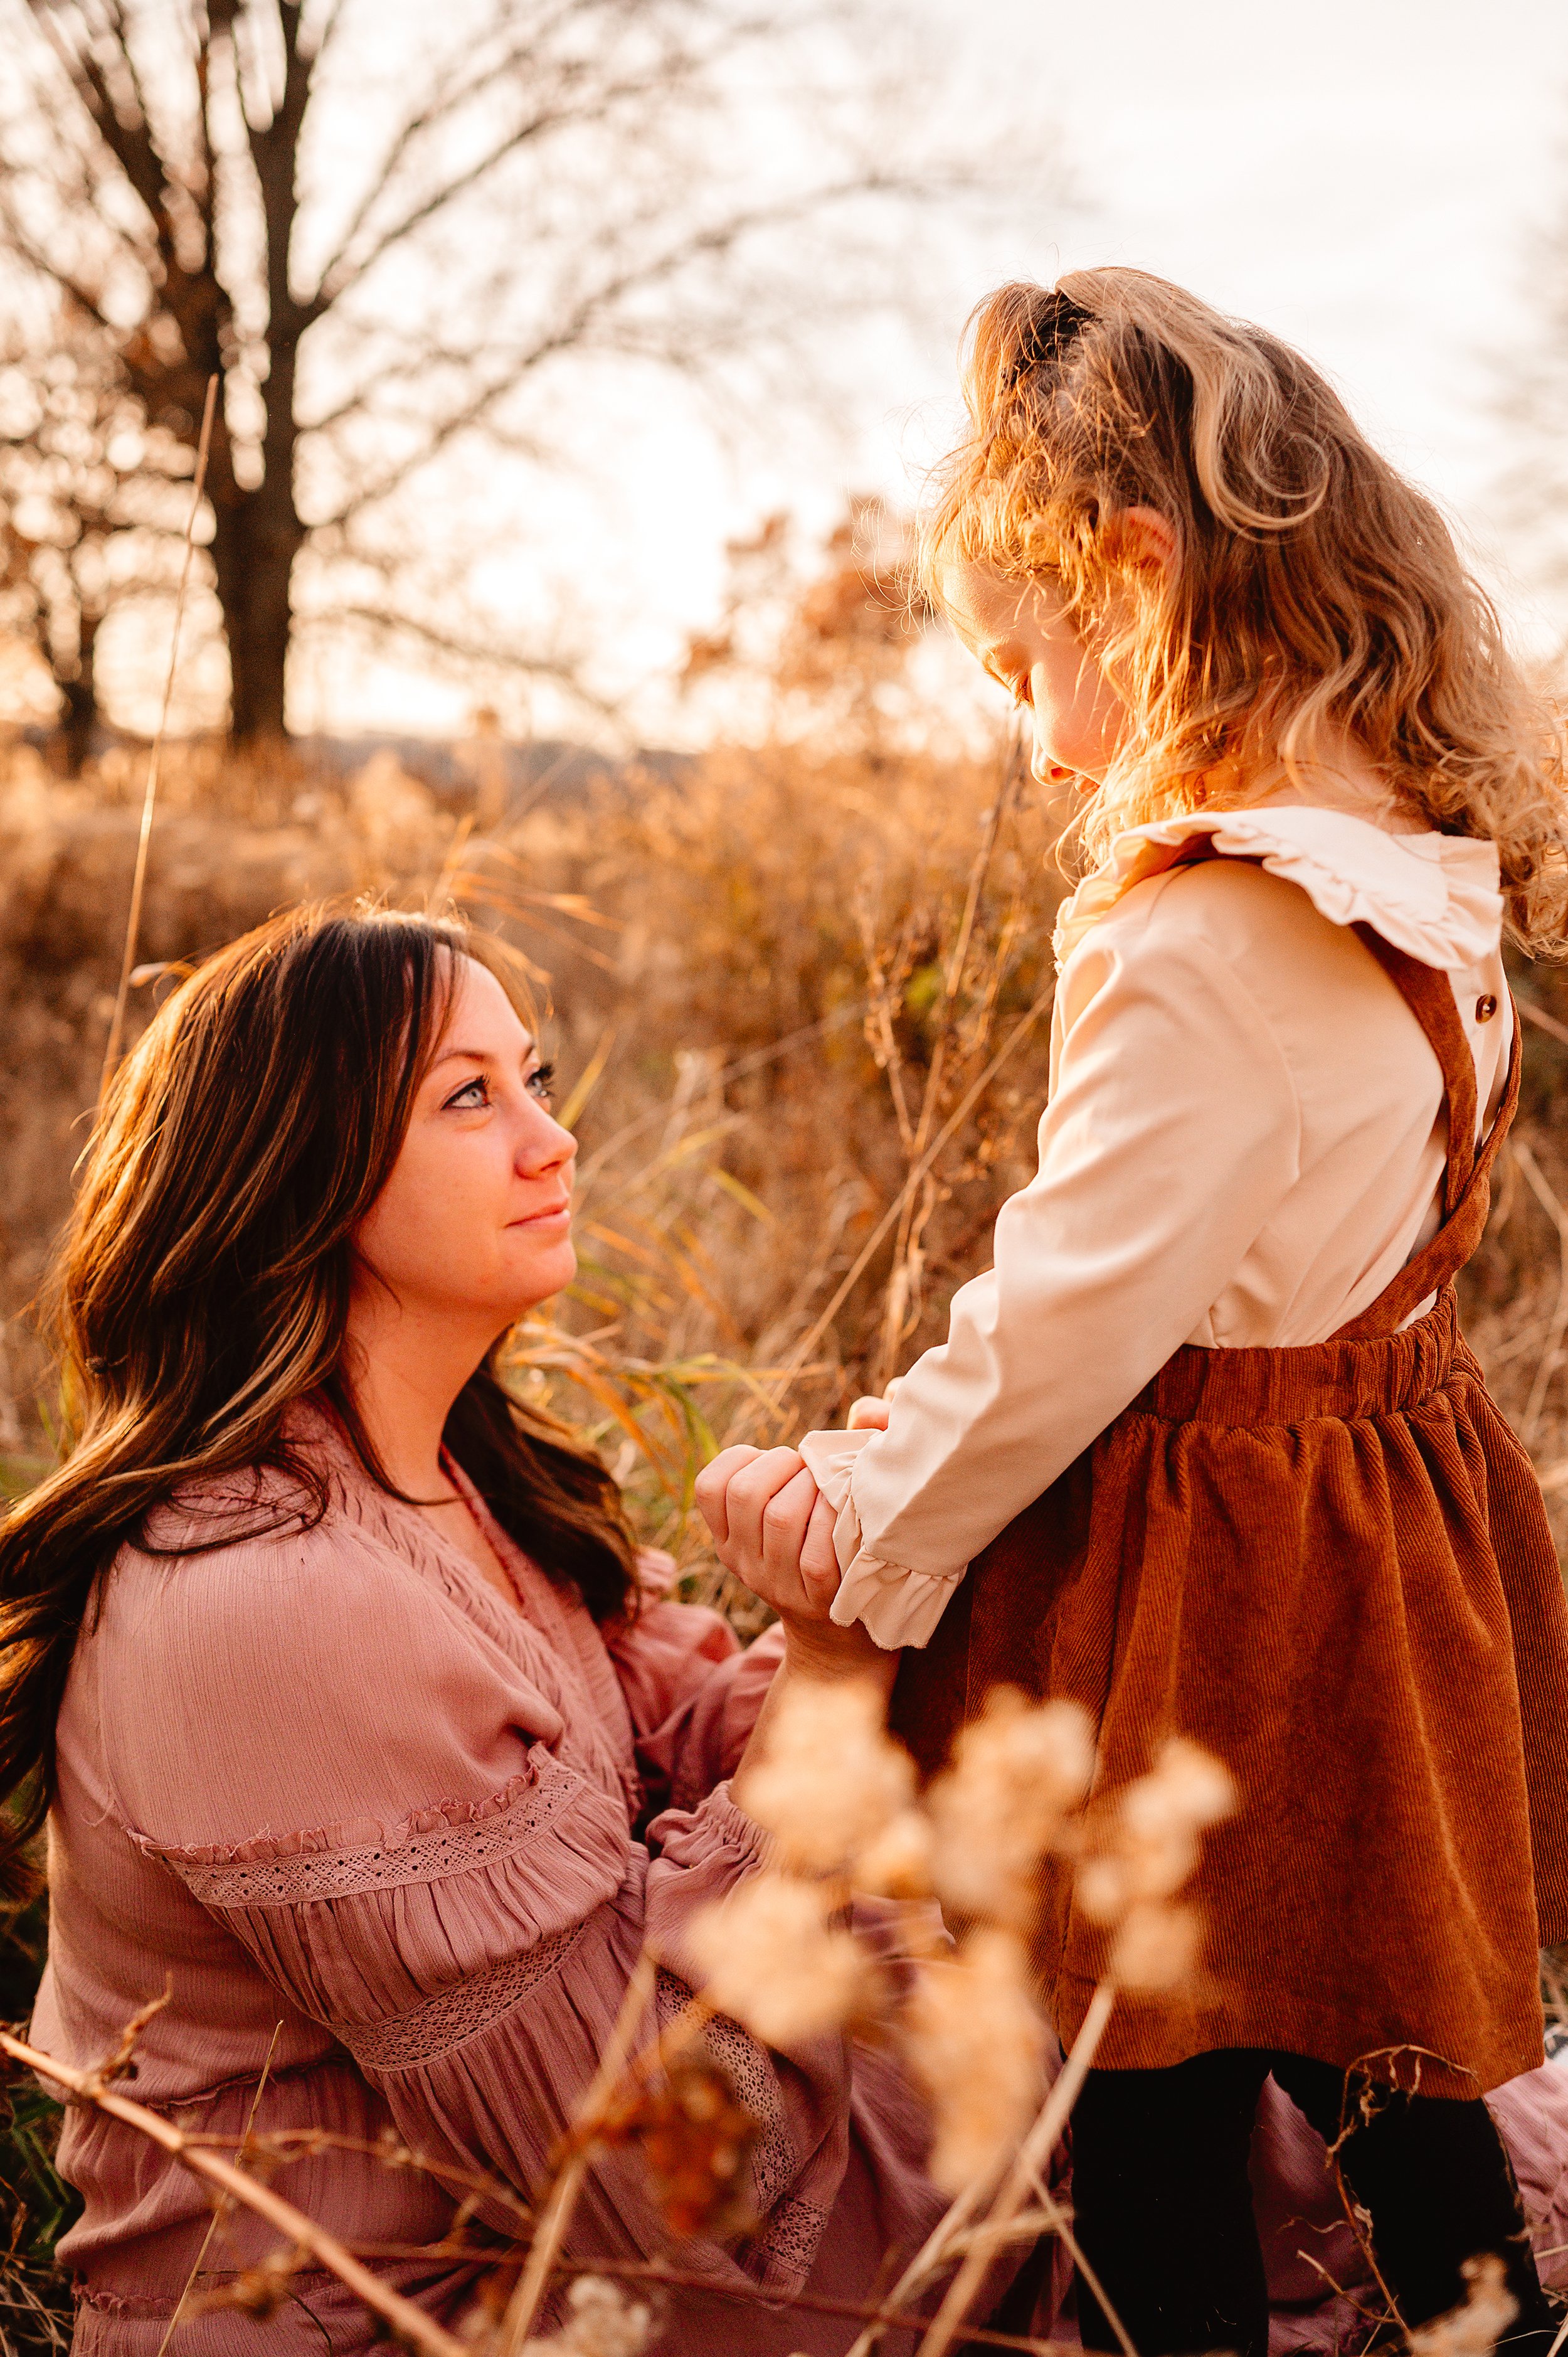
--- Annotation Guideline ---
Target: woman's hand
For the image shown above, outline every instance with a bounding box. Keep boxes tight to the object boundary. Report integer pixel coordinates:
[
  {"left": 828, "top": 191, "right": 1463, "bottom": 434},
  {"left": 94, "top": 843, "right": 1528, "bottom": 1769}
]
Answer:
[
  {"left": 696, "top": 1446, "right": 839, "bottom": 1617},
  {"left": 696, "top": 1444, "right": 893, "bottom": 1686}
]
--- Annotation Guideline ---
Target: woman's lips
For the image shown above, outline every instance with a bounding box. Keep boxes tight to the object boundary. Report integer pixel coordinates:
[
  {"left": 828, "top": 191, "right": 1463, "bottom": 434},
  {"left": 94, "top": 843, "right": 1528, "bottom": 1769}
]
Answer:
[{"left": 509, "top": 1199, "right": 572, "bottom": 1228}]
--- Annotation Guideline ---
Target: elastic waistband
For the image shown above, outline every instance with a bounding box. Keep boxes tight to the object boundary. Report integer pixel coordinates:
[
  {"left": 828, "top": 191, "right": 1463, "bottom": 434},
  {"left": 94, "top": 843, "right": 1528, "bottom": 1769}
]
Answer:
[{"left": 1131, "top": 1288, "right": 1463, "bottom": 1427}]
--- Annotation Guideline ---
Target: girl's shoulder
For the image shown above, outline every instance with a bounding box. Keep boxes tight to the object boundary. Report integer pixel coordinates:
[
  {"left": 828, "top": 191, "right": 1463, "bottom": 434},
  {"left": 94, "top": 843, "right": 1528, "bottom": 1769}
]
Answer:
[{"left": 1054, "top": 806, "right": 1502, "bottom": 975}]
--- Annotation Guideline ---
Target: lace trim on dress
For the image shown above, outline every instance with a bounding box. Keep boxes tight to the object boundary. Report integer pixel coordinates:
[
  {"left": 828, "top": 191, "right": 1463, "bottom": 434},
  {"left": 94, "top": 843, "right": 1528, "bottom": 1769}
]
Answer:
[
  {"left": 337, "top": 1922, "right": 589, "bottom": 2070},
  {"left": 151, "top": 1753, "right": 585, "bottom": 1906},
  {"left": 751, "top": 2193, "right": 832, "bottom": 2285},
  {"left": 654, "top": 1967, "right": 815, "bottom": 2280}
]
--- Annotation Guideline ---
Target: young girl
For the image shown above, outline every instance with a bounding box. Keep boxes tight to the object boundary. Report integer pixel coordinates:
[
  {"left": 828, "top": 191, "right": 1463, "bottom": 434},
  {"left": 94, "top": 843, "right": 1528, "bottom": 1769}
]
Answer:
[{"left": 698, "top": 272, "right": 1568, "bottom": 2356}]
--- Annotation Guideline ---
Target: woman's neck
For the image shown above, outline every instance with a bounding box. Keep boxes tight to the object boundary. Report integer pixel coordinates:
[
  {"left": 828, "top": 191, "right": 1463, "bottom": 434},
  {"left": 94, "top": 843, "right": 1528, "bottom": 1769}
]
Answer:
[
  {"left": 341, "top": 1298, "right": 519, "bottom": 1604},
  {"left": 342, "top": 1287, "right": 495, "bottom": 1502}
]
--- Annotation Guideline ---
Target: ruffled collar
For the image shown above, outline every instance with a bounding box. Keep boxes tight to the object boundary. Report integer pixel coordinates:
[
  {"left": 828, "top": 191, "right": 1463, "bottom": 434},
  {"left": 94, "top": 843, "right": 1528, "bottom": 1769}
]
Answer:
[{"left": 1052, "top": 805, "right": 1503, "bottom": 972}]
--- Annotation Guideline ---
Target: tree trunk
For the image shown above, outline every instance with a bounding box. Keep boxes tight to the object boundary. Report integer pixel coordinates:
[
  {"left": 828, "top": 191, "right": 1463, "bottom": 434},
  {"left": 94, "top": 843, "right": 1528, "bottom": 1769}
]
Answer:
[
  {"left": 217, "top": 497, "right": 301, "bottom": 745},
  {"left": 53, "top": 607, "right": 98, "bottom": 775},
  {"left": 206, "top": 352, "right": 305, "bottom": 747}
]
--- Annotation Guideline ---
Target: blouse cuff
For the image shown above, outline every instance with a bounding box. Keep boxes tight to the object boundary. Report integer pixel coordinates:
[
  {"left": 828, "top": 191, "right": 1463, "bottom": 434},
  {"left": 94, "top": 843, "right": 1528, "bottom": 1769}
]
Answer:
[
  {"left": 649, "top": 1777, "right": 778, "bottom": 1872},
  {"left": 827, "top": 1548, "right": 967, "bottom": 1650},
  {"left": 797, "top": 1427, "right": 872, "bottom": 1578},
  {"left": 798, "top": 1429, "right": 968, "bottom": 1651}
]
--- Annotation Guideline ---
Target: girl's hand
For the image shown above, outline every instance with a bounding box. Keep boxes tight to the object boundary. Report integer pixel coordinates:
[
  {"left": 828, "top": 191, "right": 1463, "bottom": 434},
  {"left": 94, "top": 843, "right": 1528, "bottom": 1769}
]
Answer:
[{"left": 846, "top": 1375, "right": 902, "bottom": 1432}]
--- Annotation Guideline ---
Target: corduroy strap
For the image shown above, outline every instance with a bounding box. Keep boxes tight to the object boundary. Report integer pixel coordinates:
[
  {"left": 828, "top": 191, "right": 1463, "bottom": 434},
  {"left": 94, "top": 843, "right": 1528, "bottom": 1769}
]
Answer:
[{"left": 1331, "top": 927, "right": 1520, "bottom": 1343}]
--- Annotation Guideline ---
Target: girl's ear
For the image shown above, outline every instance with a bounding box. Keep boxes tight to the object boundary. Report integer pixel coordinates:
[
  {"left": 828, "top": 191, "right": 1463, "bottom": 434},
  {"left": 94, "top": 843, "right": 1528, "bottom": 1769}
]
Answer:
[{"left": 1101, "top": 506, "right": 1179, "bottom": 573}]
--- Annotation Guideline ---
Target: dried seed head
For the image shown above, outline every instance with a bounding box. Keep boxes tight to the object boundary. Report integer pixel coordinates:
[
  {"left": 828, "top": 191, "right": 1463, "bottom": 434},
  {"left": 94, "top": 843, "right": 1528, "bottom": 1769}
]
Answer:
[
  {"left": 1077, "top": 1737, "right": 1236, "bottom": 1925},
  {"left": 926, "top": 1689, "right": 1094, "bottom": 1928},
  {"left": 1406, "top": 2254, "right": 1518, "bottom": 2357},
  {"left": 687, "top": 1872, "right": 870, "bottom": 2043},
  {"left": 1108, "top": 1900, "right": 1201, "bottom": 1993},
  {"left": 903, "top": 1929, "right": 1046, "bottom": 2194},
  {"left": 738, "top": 1678, "right": 916, "bottom": 1873},
  {"left": 519, "top": 2275, "right": 655, "bottom": 2357},
  {"left": 599, "top": 2056, "right": 759, "bottom": 2241},
  {"left": 852, "top": 1807, "right": 935, "bottom": 1900}
]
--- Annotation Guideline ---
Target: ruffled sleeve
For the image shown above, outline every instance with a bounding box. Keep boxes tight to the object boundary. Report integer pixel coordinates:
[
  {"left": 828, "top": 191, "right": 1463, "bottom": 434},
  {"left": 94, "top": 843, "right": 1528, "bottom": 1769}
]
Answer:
[
  {"left": 797, "top": 1432, "right": 961, "bottom": 1652},
  {"left": 606, "top": 1553, "right": 785, "bottom": 1819},
  {"left": 96, "top": 1502, "right": 883, "bottom": 2299}
]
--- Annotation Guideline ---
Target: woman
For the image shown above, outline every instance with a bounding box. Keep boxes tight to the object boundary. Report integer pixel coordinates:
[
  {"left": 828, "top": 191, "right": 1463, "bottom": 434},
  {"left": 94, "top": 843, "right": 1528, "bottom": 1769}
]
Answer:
[{"left": 0, "top": 905, "right": 938, "bottom": 2353}]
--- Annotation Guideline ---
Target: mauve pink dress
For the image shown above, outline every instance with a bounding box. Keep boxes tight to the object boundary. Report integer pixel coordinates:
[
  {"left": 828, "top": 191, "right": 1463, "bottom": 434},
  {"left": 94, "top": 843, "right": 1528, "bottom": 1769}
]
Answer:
[{"left": 33, "top": 1403, "right": 944, "bottom": 2353}]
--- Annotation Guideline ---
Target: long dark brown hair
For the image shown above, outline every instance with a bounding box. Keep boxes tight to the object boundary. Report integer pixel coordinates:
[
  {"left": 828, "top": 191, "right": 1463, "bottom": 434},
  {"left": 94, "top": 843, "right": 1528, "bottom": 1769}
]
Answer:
[{"left": 0, "top": 903, "right": 637, "bottom": 1898}]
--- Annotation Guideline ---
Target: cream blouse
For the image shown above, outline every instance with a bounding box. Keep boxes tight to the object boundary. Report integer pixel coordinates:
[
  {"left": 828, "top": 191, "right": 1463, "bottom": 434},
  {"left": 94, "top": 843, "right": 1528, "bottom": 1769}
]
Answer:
[{"left": 800, "top": 806, "right": 1512, "bottom": 1651}]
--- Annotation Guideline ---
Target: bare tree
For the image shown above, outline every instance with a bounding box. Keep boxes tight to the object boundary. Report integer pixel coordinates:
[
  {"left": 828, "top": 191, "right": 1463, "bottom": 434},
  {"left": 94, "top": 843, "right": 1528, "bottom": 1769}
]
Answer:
[
  {"left": 0, "top": 295, "right": 193, "bottom": 766},
  {"left": 0, "top": 0, "right": 1000, "bottom": 745}
]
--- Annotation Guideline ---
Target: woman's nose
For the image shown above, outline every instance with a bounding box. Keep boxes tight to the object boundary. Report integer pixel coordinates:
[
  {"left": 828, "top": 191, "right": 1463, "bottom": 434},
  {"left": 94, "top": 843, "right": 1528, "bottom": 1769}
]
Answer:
[{"left": 518, "top": 1102, "right": 576, "bottom": 1178}]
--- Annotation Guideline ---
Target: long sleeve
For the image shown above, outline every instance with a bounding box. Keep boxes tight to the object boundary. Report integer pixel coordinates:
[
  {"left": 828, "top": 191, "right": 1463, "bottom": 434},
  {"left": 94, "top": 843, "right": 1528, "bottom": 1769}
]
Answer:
[
  {"left": 97, "top": 1504, "right": 891, "bottom": 2302},
  {"left": 601, "top": 1555, "right": 784, "bottom": 1819},
  {"left": 810, "top": 895, "right": 1302, "bottom": 1646}
]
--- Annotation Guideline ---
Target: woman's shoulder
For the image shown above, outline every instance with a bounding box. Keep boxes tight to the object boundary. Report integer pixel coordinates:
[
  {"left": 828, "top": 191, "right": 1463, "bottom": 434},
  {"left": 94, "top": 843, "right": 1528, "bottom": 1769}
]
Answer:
[
  {"left": 88, "top": 1450, "right": 569, "bottom": 1849},
  {"left": 99, "top": 1448, "right": 472, "bottom": 1685}
]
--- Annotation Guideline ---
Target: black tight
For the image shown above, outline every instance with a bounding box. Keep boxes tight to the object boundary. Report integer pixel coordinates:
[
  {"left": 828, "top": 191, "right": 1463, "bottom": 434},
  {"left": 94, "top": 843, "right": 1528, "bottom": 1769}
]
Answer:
[{"left": 1068, "top": 2050, "right": 1557, "bottom": 2357}]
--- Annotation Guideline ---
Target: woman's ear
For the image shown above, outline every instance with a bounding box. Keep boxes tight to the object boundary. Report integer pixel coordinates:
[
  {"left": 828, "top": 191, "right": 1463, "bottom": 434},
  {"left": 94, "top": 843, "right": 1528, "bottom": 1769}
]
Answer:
[{"left": 1102, "top": 506, "right": 1178, "bottom": 573}]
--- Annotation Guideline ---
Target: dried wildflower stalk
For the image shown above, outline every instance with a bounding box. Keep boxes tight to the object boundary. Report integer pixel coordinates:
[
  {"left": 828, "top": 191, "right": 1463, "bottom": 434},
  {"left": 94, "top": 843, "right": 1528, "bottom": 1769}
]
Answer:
[
  {"left": 685, "top": 1676, "right": 1236, "bottom": 2357},
  {"left": 1406, "top": 2253, "right": 1519, "bottom": 2357},
  {"left": 516, "top": 2274, "right": 654, "bottom": 2357},
  {"left": 0, "top": 2026, "right": 469, "bottom": 2357}
]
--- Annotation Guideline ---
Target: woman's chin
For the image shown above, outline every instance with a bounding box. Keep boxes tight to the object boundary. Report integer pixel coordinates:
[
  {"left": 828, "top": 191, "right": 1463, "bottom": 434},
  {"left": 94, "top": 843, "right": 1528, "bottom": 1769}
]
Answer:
[{"left": 497, "top": 1235, "right": 576, "bottom": 1318}]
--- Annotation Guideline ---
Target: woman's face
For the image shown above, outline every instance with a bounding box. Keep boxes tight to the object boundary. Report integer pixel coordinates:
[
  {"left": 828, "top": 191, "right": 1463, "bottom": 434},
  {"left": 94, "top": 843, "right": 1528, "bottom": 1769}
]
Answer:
[
  {"left": 352, "top": 956, "right": 577, "bottom": 1334},
  {"left": 941, "top": 558, "right": 1128, "bottom": 787}
]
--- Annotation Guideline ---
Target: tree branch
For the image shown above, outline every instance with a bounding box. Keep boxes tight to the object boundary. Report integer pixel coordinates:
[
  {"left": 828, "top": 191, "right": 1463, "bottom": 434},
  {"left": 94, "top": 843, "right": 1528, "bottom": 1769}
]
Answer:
[
  {"left": 300, "top": 0, "right": 603, "bottom": 301},
  {"left": 304, "top": 44, "right": 716, "bottom": 323},
  {"left": 309, "top": 166, "right": 931, "bottom": 523}
]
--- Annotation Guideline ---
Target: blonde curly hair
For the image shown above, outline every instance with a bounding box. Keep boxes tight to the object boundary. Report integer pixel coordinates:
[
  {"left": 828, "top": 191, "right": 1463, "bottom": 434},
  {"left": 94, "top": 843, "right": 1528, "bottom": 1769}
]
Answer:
[{"left": 921, "top": 269, "right": 1568, "bottom": 955}]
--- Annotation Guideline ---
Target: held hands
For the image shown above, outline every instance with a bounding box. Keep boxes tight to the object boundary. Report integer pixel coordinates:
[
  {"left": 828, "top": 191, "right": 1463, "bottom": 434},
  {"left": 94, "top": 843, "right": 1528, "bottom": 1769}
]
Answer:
[
  {"left": 694, "top": 1447, "right": 841, "bottom": 1622},
  {"left": 694, "top": 1384, "right": 902, "bottom": 1683}
]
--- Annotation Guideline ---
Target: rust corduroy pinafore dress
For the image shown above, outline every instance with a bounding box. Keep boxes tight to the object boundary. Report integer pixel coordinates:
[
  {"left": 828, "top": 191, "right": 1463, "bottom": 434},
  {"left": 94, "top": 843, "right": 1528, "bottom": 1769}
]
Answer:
[{"left": 891, "top": 925, "right": 1568, "bottom": 2096}]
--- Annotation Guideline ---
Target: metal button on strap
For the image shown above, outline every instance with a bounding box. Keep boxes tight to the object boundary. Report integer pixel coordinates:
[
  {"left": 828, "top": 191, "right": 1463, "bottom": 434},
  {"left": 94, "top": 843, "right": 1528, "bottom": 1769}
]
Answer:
[{"left": 1475, "top": 994, "right": 1498, "bottom": 1022}]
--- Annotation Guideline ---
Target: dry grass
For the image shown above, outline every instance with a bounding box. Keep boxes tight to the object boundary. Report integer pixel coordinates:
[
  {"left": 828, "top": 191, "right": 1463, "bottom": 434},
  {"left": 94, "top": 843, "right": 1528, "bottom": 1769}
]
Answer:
[
  {"left": 5, "top": 608, "right": 1568, "bottom": 2341},
  {"left": 0, "top": 716, "right": 1065, "bottom": 1588},
  {"left": 6, "top": 720, "right": 1568, "bottom": 1557}
]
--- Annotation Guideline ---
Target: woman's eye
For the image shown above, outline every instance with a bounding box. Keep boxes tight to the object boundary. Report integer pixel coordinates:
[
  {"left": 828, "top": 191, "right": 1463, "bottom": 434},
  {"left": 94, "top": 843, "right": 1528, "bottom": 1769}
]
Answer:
[
  {"left": 444, "top": 1076, "right": 489, "bottom": 1110},
  {"left": 527, "top": 1061, "right": 556, "bottom": 1105}
]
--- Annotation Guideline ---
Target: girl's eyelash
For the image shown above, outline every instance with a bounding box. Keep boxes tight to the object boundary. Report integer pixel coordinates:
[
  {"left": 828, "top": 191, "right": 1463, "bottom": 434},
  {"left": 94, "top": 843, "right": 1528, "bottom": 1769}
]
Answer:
[
  {"left": 527, "top": 1061, "right": 556, "bottom": 1101},
  {"left": 445, "top": 1075, "right": 489, "bottom": 1109}
]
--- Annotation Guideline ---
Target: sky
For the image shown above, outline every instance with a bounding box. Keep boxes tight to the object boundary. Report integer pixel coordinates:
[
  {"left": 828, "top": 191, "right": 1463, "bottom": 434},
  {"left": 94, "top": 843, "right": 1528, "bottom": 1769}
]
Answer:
[
  {"left": 977, "top": 0, "right": 1568, "bottom": 609},
  {"left": 39, "top": 0, "right": 1568, "bottom": 743},
  {"left": 328, "top": 0, "right": 1568, "bottom": 745}
]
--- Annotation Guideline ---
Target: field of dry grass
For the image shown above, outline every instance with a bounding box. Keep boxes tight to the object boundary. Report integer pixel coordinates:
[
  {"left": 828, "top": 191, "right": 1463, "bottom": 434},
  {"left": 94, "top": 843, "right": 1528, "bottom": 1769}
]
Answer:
[
  {"left": 7, "top": 720, "right": 1568, "bottom": 1550},
  {"left": 6, "top": 682, "right": 1568, "bottom": 2348}
]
